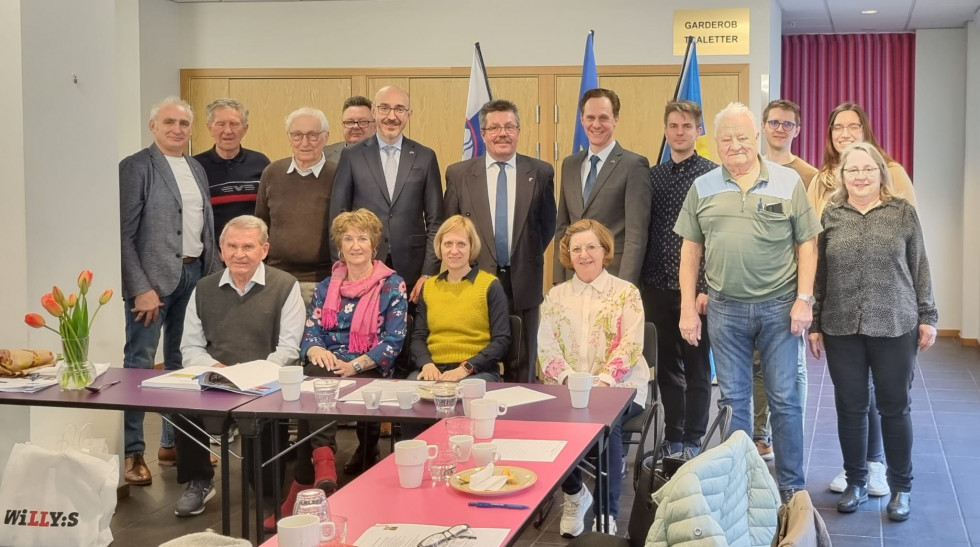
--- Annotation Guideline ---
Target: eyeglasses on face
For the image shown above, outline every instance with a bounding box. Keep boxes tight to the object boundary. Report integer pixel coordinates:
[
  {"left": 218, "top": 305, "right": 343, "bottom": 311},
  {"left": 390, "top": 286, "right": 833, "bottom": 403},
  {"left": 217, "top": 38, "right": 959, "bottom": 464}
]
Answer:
[
  {"left": 288, "top": 131, "right": 325, "bottom": 142},
  {"left": 569, "top": 244, "right": 602, "bottom": 256},
  {"left": 376, "top": 104, "right": 409, "bottom": 116},
  {"left": 342, "top": 120, "right": 374, "bottom": 129},
  {"left": 483, "top": 124, "right": 520, "bottom": 135},
  {"left": 766, "top": 120, "right": 797, "bottom": 131},
  {"left": 832, "top": 123, "right": 863, "bottom": 134},
  {"left": 842, "top": 167, "right": 880, "bottom": 178},
  {"left": 417, "top": 524, "right": 476, "bottom": 547}
]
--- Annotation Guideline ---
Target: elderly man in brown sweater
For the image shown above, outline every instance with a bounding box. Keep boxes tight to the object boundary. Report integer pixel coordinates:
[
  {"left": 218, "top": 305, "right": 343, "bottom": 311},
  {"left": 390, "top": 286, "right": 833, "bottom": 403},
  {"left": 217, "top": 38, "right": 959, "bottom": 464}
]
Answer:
[{"left": 256, "top": 107, "right": 336, "bottom": 306}]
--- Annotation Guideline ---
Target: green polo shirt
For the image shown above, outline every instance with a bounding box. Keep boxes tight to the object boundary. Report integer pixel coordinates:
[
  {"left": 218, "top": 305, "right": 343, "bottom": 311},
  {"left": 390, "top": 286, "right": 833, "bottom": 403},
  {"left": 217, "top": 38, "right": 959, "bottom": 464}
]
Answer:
[{"left": 673, "top": 157, "right": 821, "bottom": 302}]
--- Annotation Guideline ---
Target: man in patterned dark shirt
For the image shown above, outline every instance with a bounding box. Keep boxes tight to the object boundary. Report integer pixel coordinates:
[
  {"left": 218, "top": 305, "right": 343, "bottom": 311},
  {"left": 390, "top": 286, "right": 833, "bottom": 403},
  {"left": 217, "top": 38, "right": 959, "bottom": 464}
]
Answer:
[{"left": 640, "top": 100, "right": 716, "bottom": 458}]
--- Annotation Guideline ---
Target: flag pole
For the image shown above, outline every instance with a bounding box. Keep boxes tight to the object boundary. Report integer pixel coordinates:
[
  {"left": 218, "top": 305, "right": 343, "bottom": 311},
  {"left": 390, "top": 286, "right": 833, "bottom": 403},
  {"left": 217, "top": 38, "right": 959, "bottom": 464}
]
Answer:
[
  {"left": 657, "top": 36, "right": 695, "bottom": 163},
  {"left": 475, "top": 42, "right": 493, "bottom": 101}
]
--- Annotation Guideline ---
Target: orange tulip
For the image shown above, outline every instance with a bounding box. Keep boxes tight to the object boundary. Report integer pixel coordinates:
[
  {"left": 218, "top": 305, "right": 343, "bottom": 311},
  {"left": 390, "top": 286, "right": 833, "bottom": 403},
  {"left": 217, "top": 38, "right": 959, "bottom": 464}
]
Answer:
[
  {"left": 98, "top": 289, "right": 113, "bottom": 305},
  {"left": 77, "top": 270, "right": 93, "bottom": 294},
  {"left": 41, "top": 293, "right": 64, "bottom": 316},
  {"left": 52, "top": 285, "right": 67, "bottom": 308},
  {"left": 67, "top": 293, "right": 78, "bottom": 308},
  {"left": 24, "top": 313, "right": 45, "bottom": 328}
]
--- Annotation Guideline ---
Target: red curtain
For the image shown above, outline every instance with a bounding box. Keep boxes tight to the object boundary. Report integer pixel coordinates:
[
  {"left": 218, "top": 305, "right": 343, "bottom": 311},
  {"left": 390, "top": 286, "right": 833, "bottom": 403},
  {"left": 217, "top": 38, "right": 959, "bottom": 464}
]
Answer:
[{"left": 781, "top": 33, "right": 916, "bottom": 177}]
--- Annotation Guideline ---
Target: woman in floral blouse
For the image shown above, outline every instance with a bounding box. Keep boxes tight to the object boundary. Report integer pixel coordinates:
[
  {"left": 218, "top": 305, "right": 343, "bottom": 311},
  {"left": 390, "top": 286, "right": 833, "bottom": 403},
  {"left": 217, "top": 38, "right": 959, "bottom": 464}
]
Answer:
[
  {"left": 538, "top": 219, "right": 649, "bottom": 537},
  {"left": 265, "top": 208, "right": 407, "bottom": 531}
]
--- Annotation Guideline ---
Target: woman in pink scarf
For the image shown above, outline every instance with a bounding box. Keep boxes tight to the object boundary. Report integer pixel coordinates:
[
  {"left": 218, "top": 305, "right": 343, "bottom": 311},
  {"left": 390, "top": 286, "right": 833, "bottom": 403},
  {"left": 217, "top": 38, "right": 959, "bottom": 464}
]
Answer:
[{"left": 266, "top": 209, "right": 407, "bottom": 531}]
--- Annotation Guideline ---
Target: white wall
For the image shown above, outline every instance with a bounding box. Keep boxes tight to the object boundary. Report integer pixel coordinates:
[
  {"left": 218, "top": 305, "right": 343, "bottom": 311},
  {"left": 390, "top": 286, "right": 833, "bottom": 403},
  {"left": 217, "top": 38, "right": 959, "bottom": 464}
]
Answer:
[
  {"left": 0, "top": 0, "right": 32, "bottom": 471},
  {"left": 914, "top": 29, "right": 966, "bottom": 332},
  {"left": 176, "top": 0, "right": 779, "bottom": 116},
  {"left": 963, "top": 19, "right": 980, "bottom": 340},
  {"left": 139, "top": 0, "right": 180, "bottom": 148},
  {"left": 16, "top": 0, "right": 126, "bottom": 457}
]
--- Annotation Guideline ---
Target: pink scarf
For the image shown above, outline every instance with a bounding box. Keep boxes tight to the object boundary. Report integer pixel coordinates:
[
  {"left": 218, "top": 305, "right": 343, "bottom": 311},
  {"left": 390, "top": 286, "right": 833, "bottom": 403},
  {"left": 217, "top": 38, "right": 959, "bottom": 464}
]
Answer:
[{"left": 321, "top": 260, "right": 395, "bottom": 354}]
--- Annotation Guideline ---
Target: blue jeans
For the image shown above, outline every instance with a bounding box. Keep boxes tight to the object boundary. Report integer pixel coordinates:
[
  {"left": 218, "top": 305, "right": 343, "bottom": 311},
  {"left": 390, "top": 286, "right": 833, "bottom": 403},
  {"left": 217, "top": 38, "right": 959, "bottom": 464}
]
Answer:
[
  {"left": 752, "top": 342, "right": 807, "bottom": 443},
  {"left": 123, "top": 261, "right": 201, "bottom": 455},
  {"left": 707, "top": 288, "right": 805, "bottom": 491}
]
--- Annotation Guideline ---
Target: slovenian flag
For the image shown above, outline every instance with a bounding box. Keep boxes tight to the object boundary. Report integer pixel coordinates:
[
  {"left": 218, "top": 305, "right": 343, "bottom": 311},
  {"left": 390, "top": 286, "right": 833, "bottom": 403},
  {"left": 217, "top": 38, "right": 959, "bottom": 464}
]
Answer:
[
  {"left": 659, "top": 38, "right": 709, "bottom": 163},
  {"left": 572, "top": 31, "right": 599, "bottom": 154},
  {"left": 462, "top": 43, "right": 493, "bottom": 160}
]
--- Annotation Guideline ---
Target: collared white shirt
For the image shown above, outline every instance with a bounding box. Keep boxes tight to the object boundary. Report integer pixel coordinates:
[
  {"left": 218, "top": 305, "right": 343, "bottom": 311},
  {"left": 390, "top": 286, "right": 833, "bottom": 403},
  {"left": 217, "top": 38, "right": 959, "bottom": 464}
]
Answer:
[
  {"left": 287, "top": 153, "right": 327, "bottom": 178},
  {"left": 580, "top": 139, "right": 617, "bottom": 194},
  {"left": 377, "top": 134, "right": 404, "bottom": 167},
  {"left": 165, "top": 155, "right": 205, "bottom": 258},
  {"left": 181, "top": 263, "right": 306, "bottom": 368},
  {"left": 485, "top": 154, "right": 517, "bottom": 256}
]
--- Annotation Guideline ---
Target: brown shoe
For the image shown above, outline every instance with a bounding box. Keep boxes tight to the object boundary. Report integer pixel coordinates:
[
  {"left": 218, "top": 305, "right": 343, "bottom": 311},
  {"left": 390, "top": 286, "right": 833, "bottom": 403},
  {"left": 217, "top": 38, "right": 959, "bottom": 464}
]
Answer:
[
  {"left": 210, "top": 453, "right": 218, "bottom": 466},
  {"left": 380, "top": 422, "right": 392, "bottom": 438},
  {"left": 125, "top": 454, "right": 152, "bottom": 485},
  {"left": 755, "top": 440, "right": 775, "bottom": 462},
  {"left": 158, "top": 446, "right": 177, "bottom": 466}
]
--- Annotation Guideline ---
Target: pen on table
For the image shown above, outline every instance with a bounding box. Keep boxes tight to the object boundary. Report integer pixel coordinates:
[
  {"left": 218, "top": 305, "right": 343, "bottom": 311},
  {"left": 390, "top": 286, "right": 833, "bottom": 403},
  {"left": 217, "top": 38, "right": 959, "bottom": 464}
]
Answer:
[{"left": 468, "top": 502, "right": 530, "bottom": 510}]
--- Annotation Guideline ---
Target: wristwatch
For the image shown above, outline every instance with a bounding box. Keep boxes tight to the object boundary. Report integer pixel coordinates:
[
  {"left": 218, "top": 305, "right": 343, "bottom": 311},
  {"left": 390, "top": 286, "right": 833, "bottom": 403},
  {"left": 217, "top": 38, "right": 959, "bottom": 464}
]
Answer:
[
  {"left": 797, "top": 293, "right": 816, "bottom": 307},
  {"left": 462, "top": 361, "right": 475, "bottom": 375},
  {"left": 352, "top": 360, "right": 363, "bottom": 374}
]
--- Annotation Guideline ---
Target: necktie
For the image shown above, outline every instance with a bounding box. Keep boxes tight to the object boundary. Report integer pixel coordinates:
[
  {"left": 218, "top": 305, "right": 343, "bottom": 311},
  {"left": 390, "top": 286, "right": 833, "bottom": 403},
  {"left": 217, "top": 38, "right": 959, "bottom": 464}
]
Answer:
[
  {"left": 494, "top": 162, "right": 509, "bottom": 267},
  {"left": 383, "top": 145, "right": 398, "bottom": 198},
  {"left": 583, "top": 154, "right": 600, "bottom": 202}
]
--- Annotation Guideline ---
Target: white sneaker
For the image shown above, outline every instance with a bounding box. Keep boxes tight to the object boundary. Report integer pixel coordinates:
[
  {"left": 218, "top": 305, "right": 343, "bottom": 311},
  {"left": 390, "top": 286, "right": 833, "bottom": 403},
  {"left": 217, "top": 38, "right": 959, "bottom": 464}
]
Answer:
[
  {"left": 829, "top": 469, "right": 847, "bottom": 493},
  {"left": 592, "top": 515, "right": 618, "bottom": 535},
  {"left": 560, "top": 487, "right": 593, "bottom": 538},
  {"left": 210, "top": 425, "right": 238, "bottom": 446},
  {"left": 867, "top": 461, "right": 890, "bottom": 497}
]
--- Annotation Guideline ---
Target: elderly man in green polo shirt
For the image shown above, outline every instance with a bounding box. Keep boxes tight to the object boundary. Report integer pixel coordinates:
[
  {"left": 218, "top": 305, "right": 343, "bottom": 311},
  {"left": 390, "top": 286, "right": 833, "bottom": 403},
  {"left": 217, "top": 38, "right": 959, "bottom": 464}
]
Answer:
[{"left": 674, "top": 102, "right": 821, "bottom": 505}]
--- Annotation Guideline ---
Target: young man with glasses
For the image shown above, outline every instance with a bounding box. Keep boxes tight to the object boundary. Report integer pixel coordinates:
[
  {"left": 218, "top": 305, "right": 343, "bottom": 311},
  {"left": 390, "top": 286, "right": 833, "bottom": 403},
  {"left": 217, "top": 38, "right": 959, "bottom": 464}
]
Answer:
[
  {"left": 255, "top": 106, "right": 335, "bottom": 307},
  {"left": 751, "top": 99, "right": 819, "bottom": 463},
  {"left": 324, "top": 95, "right": 376, "bottom": 165}
]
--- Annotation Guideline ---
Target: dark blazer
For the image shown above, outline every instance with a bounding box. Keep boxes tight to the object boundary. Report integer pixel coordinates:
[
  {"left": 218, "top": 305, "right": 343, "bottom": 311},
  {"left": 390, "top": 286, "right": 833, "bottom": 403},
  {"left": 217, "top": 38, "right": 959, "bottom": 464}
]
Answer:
[
  {"left": 329, "top": 136, "right": 443, "bottom": 289},
  {"left": 555, "top": 142, "right": 651, "bottom": 284},
  {"left": 444, "top": 154, "right": 557, "bottom": 311},
  {"left": 119, "top": 143, "right": 217, "bottom": 299},
  {"left": 322, "top": 141, "right": 345, "bottom": 166}
]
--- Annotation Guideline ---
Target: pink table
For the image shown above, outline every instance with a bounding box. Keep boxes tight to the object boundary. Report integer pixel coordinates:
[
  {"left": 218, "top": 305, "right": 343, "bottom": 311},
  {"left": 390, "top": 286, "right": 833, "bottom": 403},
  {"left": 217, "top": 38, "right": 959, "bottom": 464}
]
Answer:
[{"left": 258, "top": 419, "right": 603, "bottom": 547}]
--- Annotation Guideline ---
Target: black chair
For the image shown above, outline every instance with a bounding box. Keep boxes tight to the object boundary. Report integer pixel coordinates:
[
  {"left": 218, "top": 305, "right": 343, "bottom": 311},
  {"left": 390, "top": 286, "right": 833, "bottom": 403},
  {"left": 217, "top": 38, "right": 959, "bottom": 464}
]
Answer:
[
  {"left": 701, "top": 403, "right": 733, "bottom": 451},
  {"left": 503, "top": 315, "right": 523, "bottom": 382},
  {"left": 622, "top": 322, "right": 658, "bottom": 453}
]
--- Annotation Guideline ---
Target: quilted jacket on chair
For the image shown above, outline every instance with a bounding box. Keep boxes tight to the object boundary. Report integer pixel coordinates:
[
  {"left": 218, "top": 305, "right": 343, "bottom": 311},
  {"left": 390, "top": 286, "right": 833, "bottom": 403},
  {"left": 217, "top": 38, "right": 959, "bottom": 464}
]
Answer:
[{"left": 645, "top": 430, "right": 780, "bottom": 547}]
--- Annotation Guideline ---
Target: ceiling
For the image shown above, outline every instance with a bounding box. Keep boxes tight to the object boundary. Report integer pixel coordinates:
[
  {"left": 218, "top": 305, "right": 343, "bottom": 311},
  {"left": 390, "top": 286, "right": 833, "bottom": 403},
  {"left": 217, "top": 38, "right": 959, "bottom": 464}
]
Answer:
[
  {"left": 778, "top": 0, "right": 980, "bottom": 33},
  {"left": 168, "top": 0, "right": 980, "bottom": 34}
]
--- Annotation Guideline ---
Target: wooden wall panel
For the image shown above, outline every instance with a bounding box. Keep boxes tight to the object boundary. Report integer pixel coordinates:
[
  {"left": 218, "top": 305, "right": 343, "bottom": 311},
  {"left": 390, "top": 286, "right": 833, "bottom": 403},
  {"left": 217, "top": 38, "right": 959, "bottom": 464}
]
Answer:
[
  {"left": 229, "top": 78, "right": 352, "bottom": 160},
  {"left": 408, "top": 77, "right": 469, "bottom": 173},
  {"left": 187, "top": 78, "right": 230, "bottom": 155},
  {"left": 488, "top": 77, "right": 540, "bottom": 159}
]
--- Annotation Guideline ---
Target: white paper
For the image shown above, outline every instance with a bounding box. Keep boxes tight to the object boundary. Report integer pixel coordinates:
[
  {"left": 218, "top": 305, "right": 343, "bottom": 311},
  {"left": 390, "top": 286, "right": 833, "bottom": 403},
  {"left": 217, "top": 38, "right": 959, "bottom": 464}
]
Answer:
[
  {"left": 36, "top": 361, "right": 111, "bottom": 378},
  {"left": 299, "top": 378, "right": 355, "bottom": 393},
  {"left": 339, "top": 379, "right": 433, "bottom": 402},
  {"left": 140, "top": 365, "right": 213, "bottom": 391},
  {"left": 491, "top": 439, "right": 566, "bottom": 462},
  {"left": 0, "top": 376, "right": 58, "bottom": 393},
  {"left": 482, "top": 386, "right": 556, "bottom": 407},
  {"left": 468, "top": 463, "right": 508, "bottom": 492},
  {"left": 354, "top": 523, "right": 508, "bottom": 547}
]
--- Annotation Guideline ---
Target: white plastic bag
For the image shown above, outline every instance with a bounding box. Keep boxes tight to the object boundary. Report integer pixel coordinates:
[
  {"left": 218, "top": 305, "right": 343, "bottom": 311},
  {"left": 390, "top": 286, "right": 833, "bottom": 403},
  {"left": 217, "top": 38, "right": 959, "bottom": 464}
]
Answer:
[{"left": 0, "top": 425, "right": 118, "bottom": 547}]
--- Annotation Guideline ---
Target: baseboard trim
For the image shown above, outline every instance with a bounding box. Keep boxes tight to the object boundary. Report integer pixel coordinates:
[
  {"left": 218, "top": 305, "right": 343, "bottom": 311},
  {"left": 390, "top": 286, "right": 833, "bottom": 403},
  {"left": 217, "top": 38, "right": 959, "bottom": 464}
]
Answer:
[
  {"left": 938, "top": 329, "right": 959, "bottom": 337},
  {"left": 961, "top": 338, "right": 980, "bottom": 348}
]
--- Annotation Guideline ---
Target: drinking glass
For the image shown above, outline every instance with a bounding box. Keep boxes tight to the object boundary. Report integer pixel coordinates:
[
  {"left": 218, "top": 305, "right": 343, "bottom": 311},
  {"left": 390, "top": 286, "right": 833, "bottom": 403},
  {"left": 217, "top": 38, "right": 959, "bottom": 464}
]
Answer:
[
  {"left": 428, "top": 444, "right": 458, "bottom": 485},
  {"left": 320, "top": 514, "right": 348, "bottom": 546},
  {"left": 432, "top": 381, "right": 460, "bottom": 417},
  {"left": 292, "top": 489, "right": 330, "bottom": 521},
  {"left": 313, "top": 379, "right": 340, "bottom": 410}
]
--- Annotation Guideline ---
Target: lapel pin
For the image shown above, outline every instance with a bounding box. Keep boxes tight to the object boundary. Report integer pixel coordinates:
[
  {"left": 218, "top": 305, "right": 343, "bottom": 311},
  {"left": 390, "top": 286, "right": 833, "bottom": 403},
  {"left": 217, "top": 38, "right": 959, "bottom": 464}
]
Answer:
[
  {"left": 409, "top": 151, "right": 415, "bottom": 155},
  {"left": 529, "top": 178, "right": 534, "bottom": 182}
]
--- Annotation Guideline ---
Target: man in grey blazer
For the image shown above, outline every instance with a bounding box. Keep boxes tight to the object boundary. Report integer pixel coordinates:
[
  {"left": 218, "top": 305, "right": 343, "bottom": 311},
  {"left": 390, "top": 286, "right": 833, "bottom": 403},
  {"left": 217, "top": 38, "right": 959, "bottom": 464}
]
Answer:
[
  {"left": 329, "top": 85, "right": 443, "bottom": 473},
  {"left": 554, "top": 88, "right": 652, "bottom": 285},
  {"left": 119, "top": 97, "right": 217, "bottom": 486},
  {"left": 323, "top": 95, "right": 376, "bottom": 165},
  {"left": 444, "top": 99, "right": 557, "bottom": 383},
  {"left": 330, "top": 85, "right": 443, "bottom": 302}
]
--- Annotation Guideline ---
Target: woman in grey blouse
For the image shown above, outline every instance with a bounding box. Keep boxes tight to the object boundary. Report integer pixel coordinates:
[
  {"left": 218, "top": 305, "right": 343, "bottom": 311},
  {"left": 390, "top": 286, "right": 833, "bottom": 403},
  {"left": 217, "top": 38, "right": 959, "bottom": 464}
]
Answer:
[{"left": 808, "top": 142, "right": 938, "bottom": 523}]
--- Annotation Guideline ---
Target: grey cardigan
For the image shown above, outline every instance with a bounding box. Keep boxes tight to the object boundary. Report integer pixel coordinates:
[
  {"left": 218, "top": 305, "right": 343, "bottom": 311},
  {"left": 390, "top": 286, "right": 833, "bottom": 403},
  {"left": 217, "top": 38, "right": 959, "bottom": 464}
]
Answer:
[{"left": 812, "top": 198, "right": 937, "bottom": 337}]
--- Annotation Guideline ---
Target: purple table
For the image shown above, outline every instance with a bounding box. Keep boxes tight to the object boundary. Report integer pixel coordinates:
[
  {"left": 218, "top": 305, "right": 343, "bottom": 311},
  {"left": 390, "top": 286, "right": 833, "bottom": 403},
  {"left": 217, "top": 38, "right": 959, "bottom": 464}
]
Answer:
[
  {"left": 232, "top": 380, "right": 635, "bottom": 539},
  {"left": 0, "top": 367, "right": 260, "bottom": 535}
]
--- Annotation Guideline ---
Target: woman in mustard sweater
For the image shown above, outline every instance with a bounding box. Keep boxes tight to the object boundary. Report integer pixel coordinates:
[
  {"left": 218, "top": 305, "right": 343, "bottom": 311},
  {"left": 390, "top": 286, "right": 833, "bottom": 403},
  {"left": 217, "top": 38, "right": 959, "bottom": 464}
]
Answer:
[{"left": 410, "top": 215, "right": 510, "bottom": 382}]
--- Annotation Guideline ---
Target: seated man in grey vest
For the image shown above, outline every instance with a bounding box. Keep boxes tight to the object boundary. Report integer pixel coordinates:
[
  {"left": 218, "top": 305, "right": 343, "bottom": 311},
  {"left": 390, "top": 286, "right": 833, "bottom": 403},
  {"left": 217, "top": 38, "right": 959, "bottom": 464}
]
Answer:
[{"left": 174, "top": 215, "right": 305, "bottom": 517}]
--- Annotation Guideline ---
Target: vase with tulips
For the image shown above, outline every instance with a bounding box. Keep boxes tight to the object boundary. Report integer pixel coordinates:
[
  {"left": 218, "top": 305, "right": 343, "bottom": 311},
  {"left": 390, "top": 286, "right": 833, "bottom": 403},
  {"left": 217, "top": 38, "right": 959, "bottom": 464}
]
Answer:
[{"left": 25, "top": 270, "right": 113, "bottom": 390}]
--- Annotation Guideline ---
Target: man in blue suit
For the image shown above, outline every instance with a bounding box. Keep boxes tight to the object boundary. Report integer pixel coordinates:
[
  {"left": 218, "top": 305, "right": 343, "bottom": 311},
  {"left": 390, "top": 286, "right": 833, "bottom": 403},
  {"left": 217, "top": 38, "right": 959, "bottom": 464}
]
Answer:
[{"left": 119, "top": 97, "right": 217, "bottom": 485}]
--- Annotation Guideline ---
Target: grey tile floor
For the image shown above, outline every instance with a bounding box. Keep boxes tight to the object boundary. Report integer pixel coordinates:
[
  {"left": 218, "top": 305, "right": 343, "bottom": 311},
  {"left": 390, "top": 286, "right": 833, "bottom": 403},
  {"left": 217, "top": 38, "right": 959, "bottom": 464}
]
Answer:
[{"left": 109, "top": 338, "right": 980, "bottom": 546}]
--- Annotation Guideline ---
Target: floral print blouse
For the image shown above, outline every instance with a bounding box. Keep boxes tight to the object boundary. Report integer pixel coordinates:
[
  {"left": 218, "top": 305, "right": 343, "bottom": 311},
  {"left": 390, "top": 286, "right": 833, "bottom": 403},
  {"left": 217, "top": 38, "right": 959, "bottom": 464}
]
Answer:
[
  {"left": 537, "top": 269, "right": 649, "bottom": 406},
  {"left": 301, "top": 274, "right": 408, "bottom": 376}
]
